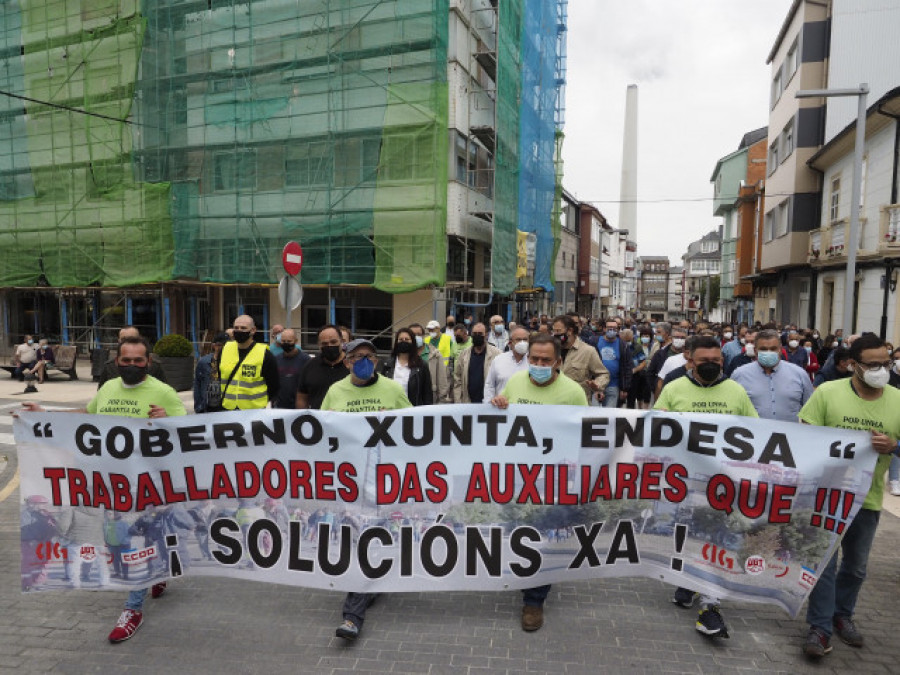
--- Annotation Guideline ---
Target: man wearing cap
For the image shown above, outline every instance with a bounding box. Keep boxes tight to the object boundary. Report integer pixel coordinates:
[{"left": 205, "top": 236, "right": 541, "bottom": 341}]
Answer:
[
  {"left": 218, "top": 315, "right": 279, "bottom": 410},
  {"left": 321, "top": 338, "right": 411, "bottom": 640},
  {"left": 425, "top": 319, "right": 452, "bottom": 368},
  {"left": 192, "top": 332, "right": 229, "bottom": 413}
]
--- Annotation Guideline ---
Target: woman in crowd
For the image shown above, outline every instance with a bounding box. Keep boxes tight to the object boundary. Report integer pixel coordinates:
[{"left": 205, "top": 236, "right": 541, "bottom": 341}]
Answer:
[
  {"left": 26, "top": 339, "right": 54, "bottom": 384},
  {"left": 382, "top": 327, "right": 433, "bottom": 406}
]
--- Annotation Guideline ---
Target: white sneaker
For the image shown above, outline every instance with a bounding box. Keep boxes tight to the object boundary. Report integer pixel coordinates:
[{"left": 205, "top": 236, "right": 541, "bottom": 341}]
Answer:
[{"left": 890, "top": 480, "right": 900, "bottom": 496}]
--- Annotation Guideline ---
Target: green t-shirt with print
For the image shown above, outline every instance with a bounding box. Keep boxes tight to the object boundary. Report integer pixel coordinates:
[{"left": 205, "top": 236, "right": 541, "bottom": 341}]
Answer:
[
  {"left": 87, "top": 376, "right": 186, "bottom": 418},
  {"left": 799, "top": 378, "right": 900, "bottom": 511},
  {"left": 321, "top": 374, "right": 412, "bottom": 412},
  {"left": 653, "top": 376, "right": 759, "bottom": 418},
  {"left": 501, "top": 370, "right": 589, "bottom": 406}
]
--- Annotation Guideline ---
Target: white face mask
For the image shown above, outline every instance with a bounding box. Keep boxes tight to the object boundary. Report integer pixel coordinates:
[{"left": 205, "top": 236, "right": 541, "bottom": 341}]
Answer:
[
  {"left": 862, "top": 367, "right": 890, "bottom": 389},
  {"left": 671, "top": 338, "right": 686, "bottom": 350},
  {"left": 788, "top": 340, "right": 799, "bottom": 349},
  {"left": 513, "top": 341, "right": 529, "bottom": 356},
  {"left": 744, "top": 344, "right": 756, "bottom": 357},
  {"left": 723, "top": 332, "right": 733, "bottom": 340}
]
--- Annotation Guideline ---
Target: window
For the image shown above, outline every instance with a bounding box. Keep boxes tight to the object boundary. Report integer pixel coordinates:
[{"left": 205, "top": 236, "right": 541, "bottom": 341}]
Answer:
[
  {"left": 213, "top": 150, "right": 256, "bottom": 191},
  {"left": 700, "top": 240, "right": 718, "bottom": 254},
  {"left": 830, "top": 177, "right": 841, "bottom": 223},
  {"left": 285, "top": 142, "right": 331, "bottom": 187},
  {"left": 768, "top": 140, "right": 779, "bottom": 175},
  {"left": 776, "top": 201, "right": 789, "bottom": 238},
  {"left": 786, "top": 38, "right": 799, "bottom": 81},
  {"left": 781, "top": 119, "right": 794, "bottom": 160},
  {"left": 764, "top": 212, "right": 774, "bottom": 242},
  {"left": 771, "top": 70, "right": 783, "bottom": 108}
]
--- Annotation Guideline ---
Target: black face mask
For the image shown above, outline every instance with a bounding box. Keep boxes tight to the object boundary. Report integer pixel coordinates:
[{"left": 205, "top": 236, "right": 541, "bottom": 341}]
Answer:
[
  {"left": 396, "top": 341, "right": 414, "bottom": 354},
  {"left": 471, "top": 335, "right": 485, "bottom": 347},
  {"left": 233, "top": 330, "right": 251, "bottom": 344},
  {"left": 455, "top": 335, "right": 467, "bottom": 344},
  {"left": 696, "top": 362, "right": 721, "bottom": 382},
  {"left": 281, "top": 343, "right": 295, "bottom": 353},
  {"left": 118, "top": 364, "right": 147, "bottom": 385},
  {"left": 321, "top": 345, "right": 342, "bottom": 362}
]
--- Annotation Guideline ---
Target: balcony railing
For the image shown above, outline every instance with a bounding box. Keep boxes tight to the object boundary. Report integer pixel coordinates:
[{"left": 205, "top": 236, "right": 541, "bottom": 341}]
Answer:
[{"left": 879, "top": 204, "right": 900, "bottom": 250}]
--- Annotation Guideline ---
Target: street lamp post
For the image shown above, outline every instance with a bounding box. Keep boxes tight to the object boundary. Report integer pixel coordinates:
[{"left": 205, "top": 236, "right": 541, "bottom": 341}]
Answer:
[{"left": 796, "top": 84, "right": 868, "bottom": 334}]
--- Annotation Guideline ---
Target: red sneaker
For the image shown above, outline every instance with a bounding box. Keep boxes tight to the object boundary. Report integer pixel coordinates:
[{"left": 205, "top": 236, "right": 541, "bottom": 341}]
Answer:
[
  {"left": 151, "top": 582, "right": 167, "bottom": 599},
  {"left": 108, "top": 609, "right": 143, "bottom": 643}
]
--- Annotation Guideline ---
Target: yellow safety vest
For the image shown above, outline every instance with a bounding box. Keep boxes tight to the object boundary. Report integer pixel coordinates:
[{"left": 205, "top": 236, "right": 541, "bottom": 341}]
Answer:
[
  {"left": 427, "top": 332, "right": 452, "bottom": 366},
  {"left": 220, "top": 342, "right": 269, "bottom": 409}
]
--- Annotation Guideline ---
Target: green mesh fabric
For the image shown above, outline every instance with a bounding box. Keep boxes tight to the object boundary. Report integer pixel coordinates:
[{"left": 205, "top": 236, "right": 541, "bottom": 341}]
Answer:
[
  {"left": 0, "top": 0, "right": 450, "bottom": 292},
  {"left": 0, "top": 1, "right": 174, "bottom": 286},
  {"left": 491, "top": 0, "right": 522, "bottom": 296}
]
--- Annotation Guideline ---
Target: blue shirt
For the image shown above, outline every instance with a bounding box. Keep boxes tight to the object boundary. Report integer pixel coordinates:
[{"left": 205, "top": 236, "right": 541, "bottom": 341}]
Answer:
[
  {"left": 730, "top": 359, "right": 813, "bottom": 422},
  {"left": 721, "top": 338, "right": 743, "bottom": 368},
  {"left": 598, "top": 337, "right": 620, "bottom": 381}
]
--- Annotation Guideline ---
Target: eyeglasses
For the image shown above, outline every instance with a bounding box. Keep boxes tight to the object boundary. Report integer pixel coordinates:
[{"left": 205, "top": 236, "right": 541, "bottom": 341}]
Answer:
[
  {"left": 857, "top": 361, "right": 894, "bottom": 371},
  {"left": 346, "top": 353, "right": 377, "bottom": 364}
]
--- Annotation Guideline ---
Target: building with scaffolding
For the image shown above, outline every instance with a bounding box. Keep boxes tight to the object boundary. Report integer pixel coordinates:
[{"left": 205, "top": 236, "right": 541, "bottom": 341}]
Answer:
[{"left": 0, "top": 0, "right": 567, "bottom": 354}]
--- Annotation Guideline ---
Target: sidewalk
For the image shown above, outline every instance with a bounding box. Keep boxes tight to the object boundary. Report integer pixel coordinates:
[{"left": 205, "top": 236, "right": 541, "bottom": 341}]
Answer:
[{"left": 1, "top": 372, "right": 899, "bottom": 673}]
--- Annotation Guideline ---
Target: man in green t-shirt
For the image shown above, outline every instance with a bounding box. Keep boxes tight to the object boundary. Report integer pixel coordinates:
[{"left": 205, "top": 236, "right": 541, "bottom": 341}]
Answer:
[
  {"left": 23, "top": 336, "right": 186, "bottom": 644},
  {"left": 324, "top": 338, "right": 411, "bottom": 641},
  {"left": 653, "top": 335, "right": 758, "bottom": 639},
  {"left": 799, "top": 333, "right": 900, "bottom": 659},
  {"left": 491, "top": 332, "right": 588, "bottom": 632}
]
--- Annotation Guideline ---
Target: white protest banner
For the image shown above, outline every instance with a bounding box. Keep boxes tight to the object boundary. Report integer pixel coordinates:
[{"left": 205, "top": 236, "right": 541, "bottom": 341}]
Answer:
[{"left": 14, "top": 405, "right": 877, "bottom": 616}]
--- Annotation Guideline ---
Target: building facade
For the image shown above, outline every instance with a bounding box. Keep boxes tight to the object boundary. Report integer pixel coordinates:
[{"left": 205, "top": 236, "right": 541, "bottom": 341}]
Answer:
[
  {"left": 0, "top": 0, "right": 568, "bottom": 354},
  {"left": 682, "top": 228, "right": 722, "bottom": 322}
]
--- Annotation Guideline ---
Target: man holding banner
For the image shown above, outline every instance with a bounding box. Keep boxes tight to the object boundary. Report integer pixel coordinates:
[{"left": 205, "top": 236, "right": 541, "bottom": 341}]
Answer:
[
  {"left": 22, "top": 336, "right": 186, "bottom": 644},
  {"left": 654, "top": 335, "right": 758, "bottom": 639},
  {"left": 491, "top": 332, "right": 588, "bottom": 632},
  {"left": 799, "top": 333, "right": 900, "bottom": 659},
  {"left": 321, "top": 338, "right": 412, "bottom": 640}
]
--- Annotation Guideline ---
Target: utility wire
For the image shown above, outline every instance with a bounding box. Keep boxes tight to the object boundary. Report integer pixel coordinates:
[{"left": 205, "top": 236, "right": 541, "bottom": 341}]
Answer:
[{"left": 0, "top": 89, "right": 133, "bottom": 125}]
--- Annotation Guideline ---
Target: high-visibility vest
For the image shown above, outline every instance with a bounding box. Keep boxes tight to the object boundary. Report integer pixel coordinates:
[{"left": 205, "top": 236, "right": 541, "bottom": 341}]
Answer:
[
  {"left": 220, "top": 342, "right": 269, "bottom": 409},
  {"left": 427, "top": 332, "right": 452, "bottom": 366}
]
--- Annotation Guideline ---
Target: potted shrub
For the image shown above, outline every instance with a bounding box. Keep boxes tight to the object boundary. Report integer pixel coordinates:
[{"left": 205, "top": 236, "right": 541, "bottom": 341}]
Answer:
[{"left": 152, "top": 334, "right": 195, "bottom": 392}]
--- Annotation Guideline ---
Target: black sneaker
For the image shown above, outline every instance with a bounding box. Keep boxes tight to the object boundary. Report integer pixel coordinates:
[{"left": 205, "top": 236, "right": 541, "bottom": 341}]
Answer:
[
  {"left": 833, "top": 616, "right": 863, "bottom": 647},
  {"left": 672, "top": 587, "right": 698, "bottom": 608},
  {"left": 696, "top": 605, "right": 729, "bottom": 638},
  {"left": 335, "top": 619, "right": 359, "bottom": 640},
  {"left": 803, "top": 627, "right": 833, "bottom": 658}
]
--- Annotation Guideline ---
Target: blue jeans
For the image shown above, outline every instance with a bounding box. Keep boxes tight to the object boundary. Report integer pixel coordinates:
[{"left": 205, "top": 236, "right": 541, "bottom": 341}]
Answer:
[
  {"left": 125, "top": 588, "right": 149, "bottom": 611},
  {"left": 522, "top": 585, "right": 551, "bottom": 607},
  {"left": 889, "top": 455, "right": 900, "bottom": 482},
  {"left": 602, "top": 385, "right": 619, "bottom": 408},
  {"left": 805, "top": 508, "right": 880, "bottom": 636}
]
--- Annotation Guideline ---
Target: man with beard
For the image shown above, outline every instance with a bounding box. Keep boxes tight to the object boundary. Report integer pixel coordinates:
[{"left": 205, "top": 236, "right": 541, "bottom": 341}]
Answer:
[{"left": 296, "top": 324, "right": 349, "bottom": 409}]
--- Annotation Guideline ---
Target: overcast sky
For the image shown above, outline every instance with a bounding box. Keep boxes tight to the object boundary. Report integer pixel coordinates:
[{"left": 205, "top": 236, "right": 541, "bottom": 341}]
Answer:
[{"left": 562, "top": 0, "right": 792, "bottom": 262}]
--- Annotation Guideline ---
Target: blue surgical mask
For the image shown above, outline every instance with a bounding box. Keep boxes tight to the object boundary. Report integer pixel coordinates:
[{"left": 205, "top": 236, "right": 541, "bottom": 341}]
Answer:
[
  {"left": 352, "top": 357, "right": 376, "bottom": 380},
  {"left": 757, "top": 351, "right": 780, "bottom": 368},
  {"left": 641, "top": 336, "right": 650, "bottom": 344},
  {"left": 415, "top": 335, "right": 424, "bottom": 348},
  {"left": 606, "top": 329, "right": 618, "bottom": 340},
  {"left": 529, "top": 364, "right": 553, "bottom": 384}
]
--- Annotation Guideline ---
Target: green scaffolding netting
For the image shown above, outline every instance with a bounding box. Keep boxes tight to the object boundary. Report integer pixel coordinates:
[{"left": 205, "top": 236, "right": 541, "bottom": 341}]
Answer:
[
  {"left": 0, "top": 0, "right": 449, "bottom": 292},
  {"left": 0, "top": 0, "right": 174, "bottom": 286}
]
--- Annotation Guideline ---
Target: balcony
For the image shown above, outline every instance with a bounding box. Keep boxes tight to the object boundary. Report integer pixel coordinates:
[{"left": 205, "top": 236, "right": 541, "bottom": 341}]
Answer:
[
  {"left": 878, "top": 204, "right": 900, "bottom": 253},
  {"left": 809, "top": 215, "right": 877, "bottom": 264}
]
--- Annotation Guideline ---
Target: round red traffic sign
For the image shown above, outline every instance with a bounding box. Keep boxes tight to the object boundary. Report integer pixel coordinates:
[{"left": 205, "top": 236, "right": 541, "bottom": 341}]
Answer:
[{"left": 282, "top": 241, "right": 303, "bottom": 276}]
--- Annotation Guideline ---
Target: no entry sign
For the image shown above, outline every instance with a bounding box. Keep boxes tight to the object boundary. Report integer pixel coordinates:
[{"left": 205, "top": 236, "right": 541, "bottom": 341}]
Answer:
[{"left": 282, "top": 241, "right": 303, "bottom": 276}]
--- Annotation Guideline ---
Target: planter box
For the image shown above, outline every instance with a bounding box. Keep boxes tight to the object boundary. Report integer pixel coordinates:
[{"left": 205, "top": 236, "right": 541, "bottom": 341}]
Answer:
[{"left": 154, "top": 355, "right": 195, "bottom": 392}]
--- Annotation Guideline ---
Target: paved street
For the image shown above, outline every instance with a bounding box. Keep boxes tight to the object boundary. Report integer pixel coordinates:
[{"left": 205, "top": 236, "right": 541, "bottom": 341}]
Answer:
[{"left": 0, "top": 366, "right": 899, "bottom": 674}]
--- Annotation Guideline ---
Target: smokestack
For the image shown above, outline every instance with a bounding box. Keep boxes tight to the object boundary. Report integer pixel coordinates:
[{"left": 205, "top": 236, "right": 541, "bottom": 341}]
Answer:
[{"left": 619, "top": 84, "right": 638, "bottom": 243}]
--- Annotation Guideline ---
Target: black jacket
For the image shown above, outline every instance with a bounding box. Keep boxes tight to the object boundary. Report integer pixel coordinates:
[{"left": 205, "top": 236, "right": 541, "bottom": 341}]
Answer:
[{"left": 383, "top": 357, "right": 433, "bottom": 406}]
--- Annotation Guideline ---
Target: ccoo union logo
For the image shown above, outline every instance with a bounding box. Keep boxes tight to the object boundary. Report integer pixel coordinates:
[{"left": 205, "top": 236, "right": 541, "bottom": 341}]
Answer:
[{"left": 744, "top": 555, "right": 766, "bottom": 575}]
